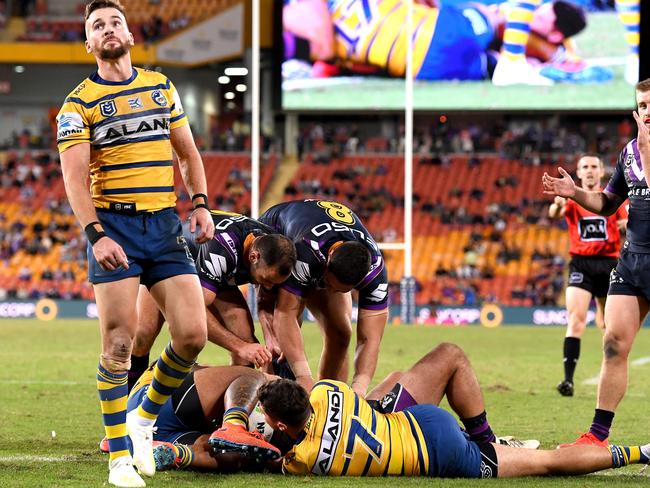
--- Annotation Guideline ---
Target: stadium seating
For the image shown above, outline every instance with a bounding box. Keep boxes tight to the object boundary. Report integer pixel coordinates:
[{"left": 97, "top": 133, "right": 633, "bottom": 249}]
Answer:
[
  {"left": 0, "top": 151, "right": 275, "bottom": 301},
  {"left": 16, "top": 0, "right": 240, "bottom": 43}
]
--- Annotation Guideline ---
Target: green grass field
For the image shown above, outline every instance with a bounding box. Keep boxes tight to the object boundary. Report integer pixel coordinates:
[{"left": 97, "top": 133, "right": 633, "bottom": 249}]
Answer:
[
  {"left": 284, "top": 13, "right": 635, "bottom": 111},
  {"left": 3, "top": 319, "right": 650, "bottom": 486}
]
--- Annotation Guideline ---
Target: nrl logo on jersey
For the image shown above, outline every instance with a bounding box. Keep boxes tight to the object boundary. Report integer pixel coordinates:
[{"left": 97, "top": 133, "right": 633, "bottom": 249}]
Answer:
[
  {"left": 625, "top": 153, "right": 635, "bottom": 167},
  {"left": 99, "top": 100, "right": 117, "bottom": 117}
]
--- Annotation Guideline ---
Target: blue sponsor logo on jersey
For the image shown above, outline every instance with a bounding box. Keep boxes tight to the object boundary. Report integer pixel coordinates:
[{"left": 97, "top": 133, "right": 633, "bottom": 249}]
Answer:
[
  {"left": 99, "top": 100, "right": 117, "bottom": 117},
  {"left": 128, "top": 97, "right": 143, "bottom": 109},
  {"left": 151, "top": 90, "right": 168, "bottom": 107}
]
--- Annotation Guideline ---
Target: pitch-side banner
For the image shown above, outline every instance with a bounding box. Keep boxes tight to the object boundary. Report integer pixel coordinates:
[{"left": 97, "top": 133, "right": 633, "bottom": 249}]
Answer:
[{"left": 156, "top": 3, "right": 243, "bottom": 66}]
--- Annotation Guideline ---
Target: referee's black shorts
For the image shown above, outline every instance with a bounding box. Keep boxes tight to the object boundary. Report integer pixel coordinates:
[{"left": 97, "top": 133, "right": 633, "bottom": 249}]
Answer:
[{"left": 567, "top": 255, "right": 618, "bottom": 298}]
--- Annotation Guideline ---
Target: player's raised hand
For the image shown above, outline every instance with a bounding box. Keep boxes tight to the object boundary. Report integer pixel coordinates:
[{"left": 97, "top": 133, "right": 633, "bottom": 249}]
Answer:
[
  {"left": 543, "top": 167, "right": 576, "bottom": 198},
  {"left": 92, "top": 236, "right": 129, "bottom": 271},
  {"left": 633, "top": 111, "right": 650, "bottom": 149},
  {"left": 190, "top": 207, "right": 215, "bottom": 244}
]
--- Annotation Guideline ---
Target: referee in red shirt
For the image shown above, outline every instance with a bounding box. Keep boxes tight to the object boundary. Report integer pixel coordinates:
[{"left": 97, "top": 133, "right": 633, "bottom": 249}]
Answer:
[{"left": 549, "top": 155, "right": 627, "bottom": 397}]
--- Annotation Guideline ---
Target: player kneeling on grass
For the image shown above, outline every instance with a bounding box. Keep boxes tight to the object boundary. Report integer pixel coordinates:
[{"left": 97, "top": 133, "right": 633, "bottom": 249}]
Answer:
[
  {"left": 256, "top": 378, "right": 650, "bottom": 478},
  {"left": 211, "top": 342, "right": 539, "bottom": 464}
]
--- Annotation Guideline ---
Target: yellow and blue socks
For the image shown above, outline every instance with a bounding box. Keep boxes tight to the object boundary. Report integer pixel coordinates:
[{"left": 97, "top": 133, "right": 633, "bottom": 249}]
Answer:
[
  {"left": 223, "top": 407, "right": 249, "bottom": 428},
  {"left": 501, "top": 0, "right": 542, "bottom": 61},
  {"left": 136, "top": 343, "right": 194, "bottom": 423},
  {"left": 609, "top": 444, "right": 650, "bottom": 467},
  {"left": 97, "top": 364, "right": 130, "bottom": 461},
  {"left": 615, "top": 0, "right": 640, "bottom": 57}
]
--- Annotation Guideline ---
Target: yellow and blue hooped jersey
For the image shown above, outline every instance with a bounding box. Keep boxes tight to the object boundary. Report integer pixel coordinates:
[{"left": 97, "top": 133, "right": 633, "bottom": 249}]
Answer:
[
  {"left": 57, "top": 67, "right": 188, "bottom": 212},
  {"left": 283, "top": 380, "right": 429, "bottom": 476},
  {"left": 329, "top": 0, "right": 438, "bottom": 77}
]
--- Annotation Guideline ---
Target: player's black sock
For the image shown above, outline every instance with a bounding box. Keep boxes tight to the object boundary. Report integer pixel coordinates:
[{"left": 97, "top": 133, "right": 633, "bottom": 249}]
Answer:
[
  {"left": 461, "top": 411, "right": 495, "bottom": 443},
  {"left": 563, "top": 337, "right": 581, "bottom": 383},
  {"left": 128, "top": 353, "right": 150, "bottom": 393},
  {"left": 590, "top": 408, "right": 615, "bottom": 441}
]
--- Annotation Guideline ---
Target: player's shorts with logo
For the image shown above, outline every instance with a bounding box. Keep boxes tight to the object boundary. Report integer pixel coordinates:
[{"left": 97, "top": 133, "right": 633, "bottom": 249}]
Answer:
[
  {"left": 88, "top": 207, "right": 196, "bottom": 287},
  {"left": 567, "top": 255, "right": 618, "bottom": 298},
  {"left": 404, "top": 404, "right": 494, "bottom": 478},
  {"left": 608, "top": 244, "right": 650, "bottom": 301}
]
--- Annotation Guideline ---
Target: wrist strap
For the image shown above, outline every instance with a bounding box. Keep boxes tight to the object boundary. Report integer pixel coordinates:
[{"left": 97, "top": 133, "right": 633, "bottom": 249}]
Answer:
[
  {"left": 192, "top": 193, "right": 209, "bottom": 209},
  {"left": 84, "top": 221, "right": 107, "bottom": 245}
]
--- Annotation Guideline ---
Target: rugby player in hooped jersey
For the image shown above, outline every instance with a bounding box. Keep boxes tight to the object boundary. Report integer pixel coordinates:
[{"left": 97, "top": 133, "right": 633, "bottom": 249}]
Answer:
[
  {"left": 57, "top": 1, "right": 214, "bottom": 485},
  {"left": 258, "top": 200, "right": 388, "bottom": 397},
  {"left": 543, "top": 78, "right": 650, "bottom": 448}
]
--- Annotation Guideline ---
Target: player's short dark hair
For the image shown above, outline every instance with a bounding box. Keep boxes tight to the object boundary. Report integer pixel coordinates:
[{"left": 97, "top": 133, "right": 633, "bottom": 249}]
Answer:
[
  {"left": 85, "top": 0, "right": 126, "bottom": 21},
  {"left": 255, "top": 234, "right": 296, "bottom": 278},
  {"left": 258, "top": 379, "right": 311, "bottom": 428},
  {"left": 328, "top": 241, "right": 371, "bottom": 286},
  {"left": 577, "top": 154, "right": 603, "bottom": 167},
  {"left": 552, "top": 1, "right": 586, "bottom": 39},
  {"left": 636, "top": 78, "right": 650, "bottom": 94}
]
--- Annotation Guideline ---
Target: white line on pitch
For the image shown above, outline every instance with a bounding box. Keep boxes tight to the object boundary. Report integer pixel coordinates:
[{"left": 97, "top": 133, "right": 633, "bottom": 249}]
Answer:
[
  {"left": 0, "top": 455, "right": 102, "bottom": 463},
  {"left": 582, "top": 356, "right": 650, "bottom": 385},
  {"left": 0, "top": 380, "right": 83, "bottom": 385}
]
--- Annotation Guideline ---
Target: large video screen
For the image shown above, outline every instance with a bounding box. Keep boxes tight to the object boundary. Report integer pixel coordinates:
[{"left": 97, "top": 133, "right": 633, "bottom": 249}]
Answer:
[{"left": 281, "top": 0, "right": 639, "bottom": 111}]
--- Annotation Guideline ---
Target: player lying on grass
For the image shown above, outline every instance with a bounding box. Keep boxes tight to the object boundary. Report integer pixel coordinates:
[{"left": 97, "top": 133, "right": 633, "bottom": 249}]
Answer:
[
  {"left": 255, "top": 377, "right": 650, "bottom": 478},
  {"left": 209, "top": 342, "right": 538, "bottom": 469},
  {"left": 127, "top": 364, "right": 284, "bottom": 471},
  {"left": 148, "top": 342, "right": 537, "bottom": 472}
]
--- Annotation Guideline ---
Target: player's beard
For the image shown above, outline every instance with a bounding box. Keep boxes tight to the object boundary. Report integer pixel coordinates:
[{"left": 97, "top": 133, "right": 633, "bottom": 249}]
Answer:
[{"left": 98, "top": 40, "right": 129, "bottom": 60}]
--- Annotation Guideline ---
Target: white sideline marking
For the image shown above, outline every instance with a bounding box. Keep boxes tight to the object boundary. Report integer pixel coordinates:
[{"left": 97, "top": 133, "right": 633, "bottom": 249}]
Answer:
[
  {"left": 0, "top": 380, "right": 83, "bottom": 386},
  {"left": 0, "top": 455, "right": 101, "bottom": 463},
  {"left": 582, "top": 356, "right": 650, "bottom": 385}
]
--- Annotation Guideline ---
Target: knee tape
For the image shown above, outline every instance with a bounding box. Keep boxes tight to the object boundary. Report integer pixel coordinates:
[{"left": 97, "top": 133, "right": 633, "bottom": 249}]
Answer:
[{"left": 100, "top": 354, "right": 131, "bottom": 374}]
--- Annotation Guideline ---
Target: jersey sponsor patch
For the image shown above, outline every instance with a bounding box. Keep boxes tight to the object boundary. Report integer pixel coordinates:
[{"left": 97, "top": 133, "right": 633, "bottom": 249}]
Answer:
[
  {"left": 568, "top": 272, "right": 584, "bottom": 284},
  {"left": 127, "top": 96, "right": 143, "bottom": 109},
  {"left": 578, "top": 216, "right": 608, "bottom": 242},
  {"left": 313, "top": 390, "right": 343, "bottom": 475},
  {"left": 56, "top": 112, "right": 84, "bottom": 139}
]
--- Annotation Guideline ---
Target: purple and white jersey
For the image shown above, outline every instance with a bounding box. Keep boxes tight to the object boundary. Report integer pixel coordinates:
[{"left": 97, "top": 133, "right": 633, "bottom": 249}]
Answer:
[
  {"left": 183, "top": 211, "right": 274, "bottom": 292},
  {"left": 260, "top": 200, "right": 388, "bottom": 310},
  {"left": 605, "top": 138, "right": 650, "bottom": 252}
]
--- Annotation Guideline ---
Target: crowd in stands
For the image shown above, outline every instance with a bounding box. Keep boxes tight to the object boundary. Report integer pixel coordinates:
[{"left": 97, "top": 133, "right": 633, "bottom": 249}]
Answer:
[
  {"left": 11, "top": 0, "right": 234, "bottom": 43},
  {"left": 0, "top": 112, "right": 631, "bottom": 308}
]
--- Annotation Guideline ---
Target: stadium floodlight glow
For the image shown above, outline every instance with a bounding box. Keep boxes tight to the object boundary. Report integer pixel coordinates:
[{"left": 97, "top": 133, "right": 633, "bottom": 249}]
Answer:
[
  {"left": 224, "top": 92, "right": 235, "bottom": 100},
  {"left": 224, "top": 67, "right": 248, "bottom": 76},
  {"left": 14, "top": 65, "right": 25, "bottom": 74},
  {"left": 235, "top": 84, "right": 247, "bottom": 92},
  {"left": 218, "top": 75, "right": 230, "bottom": 84}
]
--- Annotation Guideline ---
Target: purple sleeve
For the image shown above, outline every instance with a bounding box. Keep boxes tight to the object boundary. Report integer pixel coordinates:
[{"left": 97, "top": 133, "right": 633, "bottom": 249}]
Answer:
[
  {"left": 605, "top": 146, "right": 631, "bottom": 199},
  {"left": 358, "top": 264, "right": 388, "bottom": 310}
]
